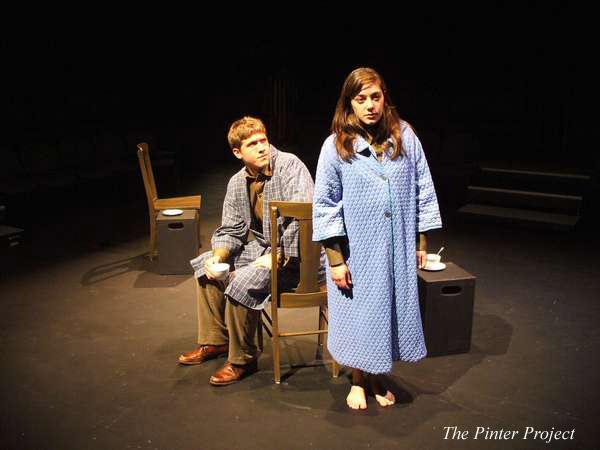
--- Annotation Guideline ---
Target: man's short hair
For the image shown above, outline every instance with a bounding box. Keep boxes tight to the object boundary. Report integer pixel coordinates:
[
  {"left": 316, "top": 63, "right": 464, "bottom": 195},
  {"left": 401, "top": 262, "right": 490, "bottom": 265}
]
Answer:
[{"left": 227, "top": 116, "right": 267, "bottom": 150}]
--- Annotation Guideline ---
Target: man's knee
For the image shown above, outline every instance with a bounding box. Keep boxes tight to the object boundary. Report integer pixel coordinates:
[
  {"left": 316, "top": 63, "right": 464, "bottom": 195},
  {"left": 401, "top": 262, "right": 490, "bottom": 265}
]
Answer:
[
  {"left": 196, "top": 277, "right": 225, "bottom": 307},
  {"left": 226, "top": 296, "right": 256, "bottom": 311},
  {"left": 198, "top": 276, "right": 224, "bottom": 289},
  {"left": 225, "top": 296, "right": 260, "bottom": 323}
]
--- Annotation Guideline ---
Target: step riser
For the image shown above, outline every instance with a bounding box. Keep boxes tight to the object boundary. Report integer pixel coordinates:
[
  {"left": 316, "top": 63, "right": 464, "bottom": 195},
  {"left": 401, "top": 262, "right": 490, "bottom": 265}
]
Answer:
[
  {"left": 467, "top": 188, "right": 581, "bottom": 214},
  {"left": 473, "top": 172, "right": 592, "bottom": 196},
  {"left": 458, "top": 210, "right": 577, "bottom": 231},
  {"left": 458, "top": 166, "right": 590, "bottom": 230}
]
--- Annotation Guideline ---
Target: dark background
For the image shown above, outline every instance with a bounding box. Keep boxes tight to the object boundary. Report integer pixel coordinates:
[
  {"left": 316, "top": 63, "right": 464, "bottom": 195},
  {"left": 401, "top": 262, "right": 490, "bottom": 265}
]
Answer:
[{"left": 0, "top": 3, "right": 595, "bottom": 228}]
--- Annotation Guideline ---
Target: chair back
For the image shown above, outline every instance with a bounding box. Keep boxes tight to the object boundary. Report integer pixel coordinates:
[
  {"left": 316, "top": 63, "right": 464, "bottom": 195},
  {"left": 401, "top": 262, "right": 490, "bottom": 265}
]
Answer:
[
  {"left": 137, "top": 142, "right": 158, "bottom": 210},
  {"left": 269, "top": 201, "right": 324, "bottom": 307},
  {"left": 264, "top": 201, "right": 339, "bottom": 383}
]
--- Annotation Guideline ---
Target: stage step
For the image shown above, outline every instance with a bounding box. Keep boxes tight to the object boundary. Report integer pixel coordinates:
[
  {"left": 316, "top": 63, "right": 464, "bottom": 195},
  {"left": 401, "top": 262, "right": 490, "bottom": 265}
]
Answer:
[
  {"left": 457, "top": 203, "right": 579, "bottom": 230},
  {"left": 474, "top": 167, "right": 593, "bottom": 195},
  {"left": 481, "top": 167, "right": 591, "bottom": 180},
  {"left": 467, "top": 186, "right": 582, "bottom": 214},
  {"left": 1, "top": 224, "right": 24, "bottom": 250}
]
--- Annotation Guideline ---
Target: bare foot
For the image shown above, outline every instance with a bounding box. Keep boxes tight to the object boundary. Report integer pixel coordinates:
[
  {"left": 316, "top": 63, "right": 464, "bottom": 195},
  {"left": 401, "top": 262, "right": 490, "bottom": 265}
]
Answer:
[
  {"left": 368, "top": 374, "right": 396, "bottom": 407},
  {"left": 346, "top": 385, "right": 367, "bottom": 410},
  {"left": 375, "top": 391, "right": 396, "bottom": 407}
]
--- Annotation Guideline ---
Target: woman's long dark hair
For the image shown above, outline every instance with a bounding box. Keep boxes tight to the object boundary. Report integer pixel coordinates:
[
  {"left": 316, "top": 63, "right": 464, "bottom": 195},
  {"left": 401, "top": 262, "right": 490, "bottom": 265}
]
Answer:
[{"left": 332, "top": 67, "right": 404, "bottom": 161}]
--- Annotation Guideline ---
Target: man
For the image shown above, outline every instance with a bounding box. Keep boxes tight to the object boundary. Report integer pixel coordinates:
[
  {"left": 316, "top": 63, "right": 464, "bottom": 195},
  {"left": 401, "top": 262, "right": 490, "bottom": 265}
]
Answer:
[{"left": 179, "top": 116, "right": 314, "bottom": 386}]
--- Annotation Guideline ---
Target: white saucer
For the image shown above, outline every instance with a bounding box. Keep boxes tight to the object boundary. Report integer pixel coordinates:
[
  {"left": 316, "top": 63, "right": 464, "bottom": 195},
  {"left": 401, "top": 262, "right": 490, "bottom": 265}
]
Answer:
[
  {"left": 422, "top": 262, "right": 446, "bottom": 271},
  {"left": 162, "top": 209, "right": 183, "bottom": 216}
]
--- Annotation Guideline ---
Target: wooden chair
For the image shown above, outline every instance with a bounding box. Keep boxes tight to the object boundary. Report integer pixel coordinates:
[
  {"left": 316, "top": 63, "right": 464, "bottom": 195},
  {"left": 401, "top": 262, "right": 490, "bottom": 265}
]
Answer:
[
  {"left": 136, "top": 142, "right": 201, "bottom": 259},
  {"left": 260, "top": 201, "right": 340, "bottom": 384}
]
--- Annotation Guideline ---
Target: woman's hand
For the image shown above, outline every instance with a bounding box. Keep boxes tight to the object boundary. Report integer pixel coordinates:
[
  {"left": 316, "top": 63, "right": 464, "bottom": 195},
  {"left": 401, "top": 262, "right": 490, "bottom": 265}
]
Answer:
[
  {"left": 331, "top": 263, "right": 353, "bottom": 290},
  {"left": 416, "top": 250, "right": 427, "bottom": 269}
]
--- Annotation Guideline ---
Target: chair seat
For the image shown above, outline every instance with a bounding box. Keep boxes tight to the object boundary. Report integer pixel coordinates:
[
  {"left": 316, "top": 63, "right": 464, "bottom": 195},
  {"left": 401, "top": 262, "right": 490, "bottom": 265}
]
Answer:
[
  {"left": 286, "top": 281, "right": 326, "bottom": 294},
  {"left": 280, "top": 290, "right": 327, "bottom": 308},
  {"left": 155, "top": 195, "right": 201, "bottom": 209}
]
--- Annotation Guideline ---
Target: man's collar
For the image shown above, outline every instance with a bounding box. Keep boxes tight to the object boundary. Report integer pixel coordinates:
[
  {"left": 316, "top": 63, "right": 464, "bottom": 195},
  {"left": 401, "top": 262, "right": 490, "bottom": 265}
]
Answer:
[{"left": 244, "top": 164, "right": 272, "bottom": 180}]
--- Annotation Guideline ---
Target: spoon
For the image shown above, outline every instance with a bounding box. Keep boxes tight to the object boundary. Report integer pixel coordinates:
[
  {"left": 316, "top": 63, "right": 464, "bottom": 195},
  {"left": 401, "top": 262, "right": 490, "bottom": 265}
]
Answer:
[{"left": 436, "top": 246, "right": 445, "bottom": 256}]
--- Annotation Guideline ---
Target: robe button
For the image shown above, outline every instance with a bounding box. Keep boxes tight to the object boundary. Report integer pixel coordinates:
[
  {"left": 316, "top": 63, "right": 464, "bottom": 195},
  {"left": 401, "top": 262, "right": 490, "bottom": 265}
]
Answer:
[
  {"left": 384, "top": 211, "right": 391, "bottom": 218},
  {"left": 381, "top": 175, "right": 387, "bottom": 181}
]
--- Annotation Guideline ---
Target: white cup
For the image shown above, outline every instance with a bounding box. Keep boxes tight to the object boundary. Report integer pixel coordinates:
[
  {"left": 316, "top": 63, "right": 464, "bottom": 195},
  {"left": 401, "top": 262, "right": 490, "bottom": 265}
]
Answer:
[
  {"left": 209, "top": 262, "right": 230, "bottom": 281},
  {"left": 426, "top": 254, "right": 441, "bottom": 268}
]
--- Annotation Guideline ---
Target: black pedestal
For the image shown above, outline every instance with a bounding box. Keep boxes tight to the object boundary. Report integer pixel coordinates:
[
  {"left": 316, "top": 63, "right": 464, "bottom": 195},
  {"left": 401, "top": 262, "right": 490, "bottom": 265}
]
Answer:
[
  {"left": 157, "top": 210, "right": 199, "bottom": 275},
  {"left": 418, "top": 262, "right": 476, "bottom": 356}
]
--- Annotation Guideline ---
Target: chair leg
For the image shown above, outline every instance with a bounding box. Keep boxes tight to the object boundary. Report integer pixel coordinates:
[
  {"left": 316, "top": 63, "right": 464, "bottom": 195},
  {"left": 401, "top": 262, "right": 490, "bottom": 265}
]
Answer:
[
  {"left": 321, "top": 305, "right": 339, "bottom": 378},
  {"left": 257, "top": 318, "right": 264, "bottom": 353},
  {"left": 148, "top": 212, "right": 157, "bottom": 260},
  {"left": 316, "top": 306, "right": 326, "bottom": 360},
  {"left": 332, "top": 360, "right": 340, "bottom": 378},
  {"left": 272, "top": 332, "right": 281, "bottom": 384}
]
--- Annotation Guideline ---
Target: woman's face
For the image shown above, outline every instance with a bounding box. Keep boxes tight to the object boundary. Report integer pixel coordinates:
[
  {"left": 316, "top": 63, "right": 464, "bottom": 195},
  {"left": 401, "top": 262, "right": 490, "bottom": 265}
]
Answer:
[{"left": 350, "top": 82, "right": 385, "bottom": 127}]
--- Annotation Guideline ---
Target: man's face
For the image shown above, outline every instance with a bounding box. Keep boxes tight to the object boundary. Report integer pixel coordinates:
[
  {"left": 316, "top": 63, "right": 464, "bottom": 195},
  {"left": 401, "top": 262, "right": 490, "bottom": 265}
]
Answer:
[
  {"left": 233, "top": 132, "right": 270, "bottom": 173},
  {"left": 351, "top": 82, "right": 385, "bottom": 127}
]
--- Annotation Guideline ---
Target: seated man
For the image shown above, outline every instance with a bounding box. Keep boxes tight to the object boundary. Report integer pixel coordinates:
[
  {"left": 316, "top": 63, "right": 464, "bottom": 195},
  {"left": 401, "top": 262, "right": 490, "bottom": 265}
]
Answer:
[{"left": 180, "top": 116, "right": 314, "bottom": 386}]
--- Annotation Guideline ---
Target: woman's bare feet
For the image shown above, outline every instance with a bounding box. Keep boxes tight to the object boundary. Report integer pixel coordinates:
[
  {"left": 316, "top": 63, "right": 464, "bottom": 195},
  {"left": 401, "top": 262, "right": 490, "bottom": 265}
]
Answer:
[
  {"left": 347, "top": 385, "right": 368, "bottom": 409},
  {"left": 368, "top": 374, "right": 396, "bottom": 407},
  {"left": 375, "top": 391, "right": 396, "bottom": 407},
  {"left": 347, "top": 368, "right": 368, "bottom": 410}
]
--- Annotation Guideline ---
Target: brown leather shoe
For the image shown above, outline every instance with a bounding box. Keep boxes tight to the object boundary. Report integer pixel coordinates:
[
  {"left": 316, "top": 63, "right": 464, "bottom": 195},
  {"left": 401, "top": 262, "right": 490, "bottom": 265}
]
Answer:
[
  {"left": 178, "top": 344, "right": 228, "bottom": 365},
  {"left": 209, "top": 360, "right": 258, "bottom": 386}
]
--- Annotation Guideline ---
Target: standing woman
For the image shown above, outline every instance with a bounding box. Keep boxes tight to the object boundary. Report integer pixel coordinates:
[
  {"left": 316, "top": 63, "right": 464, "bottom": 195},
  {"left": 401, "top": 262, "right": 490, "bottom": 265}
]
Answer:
[{"left": 313, "top": 67, "right": 442, "bottom": 409}]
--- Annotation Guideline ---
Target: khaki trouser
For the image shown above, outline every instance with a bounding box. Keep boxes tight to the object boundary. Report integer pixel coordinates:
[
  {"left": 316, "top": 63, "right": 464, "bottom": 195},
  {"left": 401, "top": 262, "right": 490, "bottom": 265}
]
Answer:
[{"left": 196, "top": 278, "right": 260, "bottom": 365}]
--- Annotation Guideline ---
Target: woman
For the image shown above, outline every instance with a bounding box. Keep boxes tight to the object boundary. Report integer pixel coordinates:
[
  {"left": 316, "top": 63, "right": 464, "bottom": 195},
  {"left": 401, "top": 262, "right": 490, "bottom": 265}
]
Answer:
[{"left": 313, "top": 67, "right": 442, "bottom": 409}]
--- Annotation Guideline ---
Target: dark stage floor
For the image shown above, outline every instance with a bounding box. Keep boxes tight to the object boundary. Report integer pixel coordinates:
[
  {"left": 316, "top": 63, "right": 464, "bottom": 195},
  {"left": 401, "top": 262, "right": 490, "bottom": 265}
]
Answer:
[{"left": 1, "top": 162, "right": 599, "bottom": 449}]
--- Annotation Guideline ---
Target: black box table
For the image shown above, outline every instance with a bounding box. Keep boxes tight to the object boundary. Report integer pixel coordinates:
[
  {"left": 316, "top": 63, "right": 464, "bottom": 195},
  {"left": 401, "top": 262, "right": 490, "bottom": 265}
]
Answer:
[
  {"left": 418, "top": 262, "right": 476, "bottom": 356},
  {"left": 157, "top": 210, "right": 199, "bottom": 275}
]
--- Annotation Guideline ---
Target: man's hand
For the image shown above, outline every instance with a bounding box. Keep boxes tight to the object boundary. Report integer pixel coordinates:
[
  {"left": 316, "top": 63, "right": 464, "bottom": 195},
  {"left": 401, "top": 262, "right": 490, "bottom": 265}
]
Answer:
[
  {"left": 251, "top": 253, "right": 274, "bottom": 270},
  {"left": 204, "top": 255, "right": 222, "bottom": 280},
  {"left": 416, "top": 250, "right": 427, "bottom": 269},
  {"left": 331, "top": 263, "right": 352, "bottom": 290}
]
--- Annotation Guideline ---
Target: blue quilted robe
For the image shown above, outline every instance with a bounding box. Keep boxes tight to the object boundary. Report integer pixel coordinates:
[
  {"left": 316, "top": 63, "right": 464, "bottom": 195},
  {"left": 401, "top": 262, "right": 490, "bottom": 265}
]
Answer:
[{"left": 312, "top": 125, "right": 442, "bottom": 373}]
